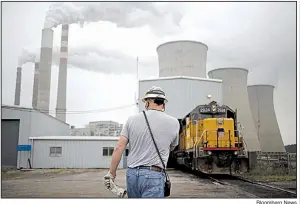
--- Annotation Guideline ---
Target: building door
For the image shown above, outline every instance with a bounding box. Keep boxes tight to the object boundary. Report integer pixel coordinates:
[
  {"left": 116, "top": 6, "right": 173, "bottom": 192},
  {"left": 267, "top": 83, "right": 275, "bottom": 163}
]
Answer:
[{"left": 1, "top": 119, "right": 20, "bottom": 168}]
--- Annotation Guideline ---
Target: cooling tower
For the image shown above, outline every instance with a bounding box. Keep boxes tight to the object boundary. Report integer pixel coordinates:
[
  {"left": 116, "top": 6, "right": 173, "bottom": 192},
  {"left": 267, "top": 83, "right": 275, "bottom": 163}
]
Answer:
[
  {"left": 248, "top": 85, "right": 286, "bottom": 152},
  {"left": 208, "top": 68, "right": 261, "bottom": 152},
  {"left": 14, "top": 67, "right": 22, "bottom": 106},
  {"left": 32, "top": 62, "right": 39, "bottom": 109},
  {"left": 37, "top": 28, "right": 54, "bottom": 113},
  {"left": 55, "top": 24, "right": 69, "bottom": 122},
  {"left": 157, "top": 40, "right": 208, "bottom": 78}
]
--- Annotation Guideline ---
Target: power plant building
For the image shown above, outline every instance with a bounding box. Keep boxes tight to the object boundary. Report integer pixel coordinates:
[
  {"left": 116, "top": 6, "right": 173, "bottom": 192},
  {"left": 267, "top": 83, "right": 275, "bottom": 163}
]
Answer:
[
  {"left": 247, "top": 85, "right": 285, "bottom": 152},
  {"left": 157, "top": 41, "right": 208, "bottom": 78},
  {"left": 208, "top": 68, "right": 261, "bottom": 152},
  {"left": 139, "top": 76, "right": 223, "bottom": 119}
]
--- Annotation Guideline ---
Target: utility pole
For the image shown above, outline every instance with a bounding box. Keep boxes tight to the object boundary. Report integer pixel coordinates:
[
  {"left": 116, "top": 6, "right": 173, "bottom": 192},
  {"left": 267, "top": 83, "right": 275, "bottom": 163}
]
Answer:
[{"left": 135, "top": 57, "right": 139, "bottom": 112}]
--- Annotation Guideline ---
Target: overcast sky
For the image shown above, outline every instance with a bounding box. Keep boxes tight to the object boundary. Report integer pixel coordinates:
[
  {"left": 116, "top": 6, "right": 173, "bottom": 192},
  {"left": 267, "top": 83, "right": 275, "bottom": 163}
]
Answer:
[{"left": 2, "top": 2, "right": 296, "bottom": 145}]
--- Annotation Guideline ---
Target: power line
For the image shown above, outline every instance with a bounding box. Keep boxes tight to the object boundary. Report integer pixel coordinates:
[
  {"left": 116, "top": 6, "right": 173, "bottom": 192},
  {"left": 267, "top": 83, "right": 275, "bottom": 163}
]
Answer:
[{"left": 3, "top": 104, "right": 136, "bottom": 115}]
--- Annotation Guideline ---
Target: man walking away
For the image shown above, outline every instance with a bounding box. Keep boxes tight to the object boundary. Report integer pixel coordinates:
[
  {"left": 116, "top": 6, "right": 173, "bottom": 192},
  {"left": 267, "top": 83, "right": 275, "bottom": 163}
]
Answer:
[{"left": 104, "top": 86, "right": 180, "bottom": 198}]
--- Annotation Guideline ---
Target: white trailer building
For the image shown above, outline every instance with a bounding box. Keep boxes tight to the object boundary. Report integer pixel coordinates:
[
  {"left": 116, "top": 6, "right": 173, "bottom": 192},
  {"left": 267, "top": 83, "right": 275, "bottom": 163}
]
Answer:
[
  {"left": 139, "top": 76, "right": 223, "bottom": 119},
  {"left": 29, "top": 136, "right": 128, "bottom": 169}
]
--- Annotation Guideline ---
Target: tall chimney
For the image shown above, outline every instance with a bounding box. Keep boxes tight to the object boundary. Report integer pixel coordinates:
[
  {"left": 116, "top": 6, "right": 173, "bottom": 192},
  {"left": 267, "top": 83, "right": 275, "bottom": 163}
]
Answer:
[
  {"left": 32, "top": 62, "right": 39, "bottom": 109},
  {"left": 14, "top": 67, "right": 22, "bottom": 106},
  {"left": 55, "top": 24, "right": 69, "bottom": 122},
  {"left": 37, "top": 28, "right": 53, "bottom": 114}
]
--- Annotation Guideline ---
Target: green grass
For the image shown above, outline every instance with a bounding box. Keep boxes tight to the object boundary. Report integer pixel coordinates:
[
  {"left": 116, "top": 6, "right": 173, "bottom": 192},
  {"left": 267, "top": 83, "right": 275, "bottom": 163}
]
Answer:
[
  {"left": 1, "top": 169, "right": 23, "bottom": 179},
  {"left": 244, "top": 174, "right": 297, "bottom": 182}
]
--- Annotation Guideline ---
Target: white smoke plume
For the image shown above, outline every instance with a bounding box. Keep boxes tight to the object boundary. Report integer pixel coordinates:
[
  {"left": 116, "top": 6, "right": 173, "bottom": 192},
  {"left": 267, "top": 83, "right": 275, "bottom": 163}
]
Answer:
[
  {"left": 51, "top": 44, "right": 155, "bottom": 75},
  {"left": 17, "top": 49, "right": 37, "bottom": 67},
  {"left": 44, "top": 2, "right": 183, "bottom": 35}
]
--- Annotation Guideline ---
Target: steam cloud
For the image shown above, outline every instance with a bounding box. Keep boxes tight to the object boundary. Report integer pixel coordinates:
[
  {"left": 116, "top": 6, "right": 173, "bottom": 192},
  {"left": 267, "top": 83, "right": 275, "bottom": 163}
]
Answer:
[
  {"left": 18, "top": 49, "right": 37, "bottom": 67},
  {"left": 51, "top": 45, "right": 155, "bottom": 75},
  {"left": 44, "top": 2, "right": 183, "bottom": 35}
]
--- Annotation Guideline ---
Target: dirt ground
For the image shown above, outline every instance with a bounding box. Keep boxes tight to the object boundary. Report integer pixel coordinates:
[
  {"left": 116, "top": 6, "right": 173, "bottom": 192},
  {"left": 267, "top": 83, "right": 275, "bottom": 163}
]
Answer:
[{"left": 1, "top": 168, "right": 265, "bottom": 198}]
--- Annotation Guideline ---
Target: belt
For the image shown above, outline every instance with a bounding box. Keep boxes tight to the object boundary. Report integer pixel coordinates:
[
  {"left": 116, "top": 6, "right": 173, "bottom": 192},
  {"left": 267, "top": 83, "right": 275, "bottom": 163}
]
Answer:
[{"left": 135, "top": 165, "right": 164, "bottom": 172}]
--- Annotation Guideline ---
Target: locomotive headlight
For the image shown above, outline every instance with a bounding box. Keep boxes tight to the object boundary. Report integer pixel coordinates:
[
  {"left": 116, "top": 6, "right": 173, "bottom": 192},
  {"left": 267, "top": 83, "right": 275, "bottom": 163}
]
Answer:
[
  {"left": 217, "top": 118, "right": 223, "bottom": 124},
  {"left": 234, "top": 151, "right": 238, "bottom": 155},
  {"left": 207, "top": 151, "right": 212, "bottom": 155},
  {"left": 217, "top": 128, "right": 225, "bottom": 137}
]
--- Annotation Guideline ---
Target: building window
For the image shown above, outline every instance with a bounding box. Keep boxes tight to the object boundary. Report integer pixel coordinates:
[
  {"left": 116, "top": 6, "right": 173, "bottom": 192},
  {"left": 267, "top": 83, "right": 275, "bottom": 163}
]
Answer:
[
  {"left": 103, "top": 147, "right": 108, "bottom": 156},
  {"left": 103, "top": 147, "right": 114, "bottom": 156},
  {"left": 50, "top": 147, "right": 62, "bottom": 157},
  {"left": 109, "top": 147, "right": 114, "bottom": 155}
]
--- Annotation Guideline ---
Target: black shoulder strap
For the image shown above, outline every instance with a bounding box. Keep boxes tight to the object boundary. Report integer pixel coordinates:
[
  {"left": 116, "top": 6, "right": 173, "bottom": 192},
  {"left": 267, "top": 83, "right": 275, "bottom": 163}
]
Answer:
[{"left": 143, "top": 111, "right": 170, "bottom": 179}]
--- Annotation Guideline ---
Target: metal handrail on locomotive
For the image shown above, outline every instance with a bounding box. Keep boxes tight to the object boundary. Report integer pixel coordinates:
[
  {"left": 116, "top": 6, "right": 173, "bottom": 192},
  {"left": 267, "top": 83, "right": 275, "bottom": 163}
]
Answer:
[{"left": 173, "top": 101, "right": 249, "bottom": 174}]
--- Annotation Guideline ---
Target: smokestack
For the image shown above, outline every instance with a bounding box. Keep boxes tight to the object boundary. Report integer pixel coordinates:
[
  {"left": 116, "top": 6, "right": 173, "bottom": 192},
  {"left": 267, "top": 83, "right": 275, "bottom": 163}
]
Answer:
[
  {"left": 37, "top": 28, "right": 54, "bottom": 113},
  {"left": 55, "top": 24, "right": 69, "bottom": 122},
  {"left": 32, "top": 62, "right": 39, "bottom": 109},
  {"left": 14, "top": 67, "right": 22, "bottom": 106}
]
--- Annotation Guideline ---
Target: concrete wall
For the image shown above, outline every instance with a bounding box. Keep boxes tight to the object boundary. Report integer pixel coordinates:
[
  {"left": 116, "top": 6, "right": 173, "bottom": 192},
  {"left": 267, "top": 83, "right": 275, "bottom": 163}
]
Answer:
[
  {"left": 157, "top": 41, "right": 208, "bottom": 78},
  {"left": 31, "top": 139, "right": 123, "bottom": 168},
  {"left": 2, "top": 106, "right": 70, "bottom": 168},
  {"left": 139, "top": 76, "right": 222, "bottom": 119}
]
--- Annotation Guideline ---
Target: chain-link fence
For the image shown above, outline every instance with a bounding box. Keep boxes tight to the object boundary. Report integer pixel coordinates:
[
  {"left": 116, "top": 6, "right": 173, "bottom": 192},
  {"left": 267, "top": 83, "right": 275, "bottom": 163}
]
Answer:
[{"left": 250, "top": 152, "right": 297, "bottom": 176}]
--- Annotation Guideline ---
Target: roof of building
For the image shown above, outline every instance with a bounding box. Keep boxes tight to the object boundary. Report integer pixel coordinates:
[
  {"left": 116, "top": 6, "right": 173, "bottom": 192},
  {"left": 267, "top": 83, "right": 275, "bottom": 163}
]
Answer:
[
  {"left": 29, "top": 136, "right": 120, "bottom": 141},
  {"left": 2, "top": 104, "right": 69, "bottom": 126},
  {"left": 139, "top": 76, "right": 222, "bottom": 83}
]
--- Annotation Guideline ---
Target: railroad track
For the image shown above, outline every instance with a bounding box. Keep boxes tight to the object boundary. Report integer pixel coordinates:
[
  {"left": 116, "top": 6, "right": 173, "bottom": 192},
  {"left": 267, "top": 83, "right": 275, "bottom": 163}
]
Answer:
[
  {"left": 177, "top": 166, "right": 297, "bottom": 198},
  {"left": 205, "top": 174, "right": 297, "bottom": 198}
]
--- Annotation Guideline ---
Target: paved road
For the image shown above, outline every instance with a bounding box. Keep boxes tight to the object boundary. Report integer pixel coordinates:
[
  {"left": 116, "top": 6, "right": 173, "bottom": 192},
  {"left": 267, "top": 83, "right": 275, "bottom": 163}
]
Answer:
[{"left": 2, "top": 168, "right": 256, "bottom": 198}]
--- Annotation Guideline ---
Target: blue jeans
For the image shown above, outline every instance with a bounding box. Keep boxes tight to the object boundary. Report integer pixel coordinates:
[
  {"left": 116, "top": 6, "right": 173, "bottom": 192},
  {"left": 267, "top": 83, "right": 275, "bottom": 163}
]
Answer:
[{"left": 126, "top": 167, "right": 165, "bottom": 198}]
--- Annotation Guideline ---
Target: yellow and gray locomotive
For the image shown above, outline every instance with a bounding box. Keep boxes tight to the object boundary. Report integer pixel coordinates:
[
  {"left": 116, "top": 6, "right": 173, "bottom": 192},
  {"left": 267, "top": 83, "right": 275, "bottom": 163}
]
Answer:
[{"left": 173, "top": 101, "right": 249, "bottom": 174}]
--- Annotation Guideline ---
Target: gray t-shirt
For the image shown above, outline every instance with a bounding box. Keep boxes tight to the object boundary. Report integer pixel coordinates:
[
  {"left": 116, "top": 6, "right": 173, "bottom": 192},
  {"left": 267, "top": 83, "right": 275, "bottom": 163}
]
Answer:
[{"left": 120, "top": 110, "right": 180, "bottom": 169}]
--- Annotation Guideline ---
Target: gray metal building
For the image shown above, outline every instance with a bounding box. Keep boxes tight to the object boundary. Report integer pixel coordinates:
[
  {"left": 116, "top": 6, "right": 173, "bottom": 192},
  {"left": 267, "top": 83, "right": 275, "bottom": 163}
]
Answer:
[
  {"left": 139, "top": 76, "right": 223, "bottom": 119},
  {"left": 28, "top": 136, "right": 127, "bottom": 168},
  {"left": 2, "top": 105, "right": 70, "bottom": 169}
]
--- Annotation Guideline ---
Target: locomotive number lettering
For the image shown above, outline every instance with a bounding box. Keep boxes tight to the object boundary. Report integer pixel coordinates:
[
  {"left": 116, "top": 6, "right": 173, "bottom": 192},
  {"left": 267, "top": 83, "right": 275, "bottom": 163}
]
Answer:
[
  {"left": 217, "top": 108, "right": 226, "bottom": 113},
  {"left": 199, "top": 107, "right": 210, "bottom": 113}
]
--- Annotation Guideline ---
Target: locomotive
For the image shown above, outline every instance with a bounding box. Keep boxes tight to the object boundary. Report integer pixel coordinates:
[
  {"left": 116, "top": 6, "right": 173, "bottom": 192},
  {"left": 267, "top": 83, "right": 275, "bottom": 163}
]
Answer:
[{"left": 171, "top": 101, "right": 249, "bottom": 174}]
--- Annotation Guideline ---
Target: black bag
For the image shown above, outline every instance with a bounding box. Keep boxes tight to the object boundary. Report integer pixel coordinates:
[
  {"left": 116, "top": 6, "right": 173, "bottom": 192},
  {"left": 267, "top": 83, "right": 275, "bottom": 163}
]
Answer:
[{"left": 142, "top": 111, "right": 171, "bottom": 197}]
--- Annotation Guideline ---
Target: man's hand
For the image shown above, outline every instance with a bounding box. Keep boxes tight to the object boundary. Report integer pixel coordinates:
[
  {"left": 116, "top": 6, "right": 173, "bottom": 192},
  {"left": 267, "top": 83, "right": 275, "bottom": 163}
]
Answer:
[{"left": 103, "top": 171, "right": 115, "bottom": 189}]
